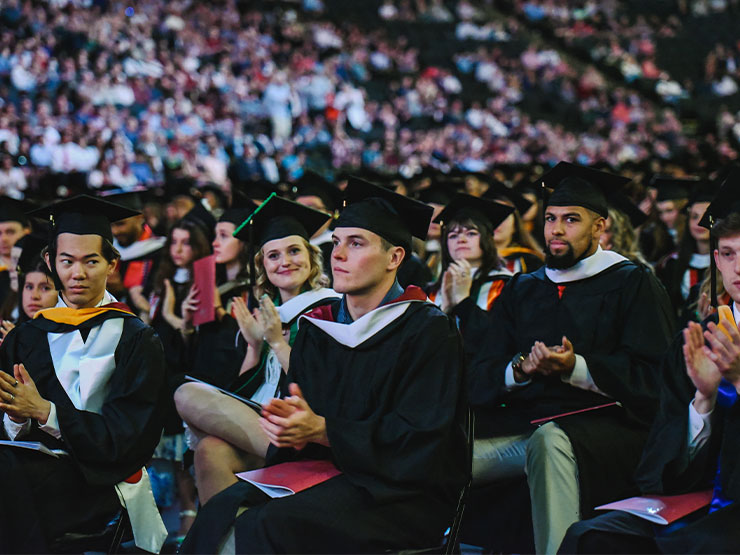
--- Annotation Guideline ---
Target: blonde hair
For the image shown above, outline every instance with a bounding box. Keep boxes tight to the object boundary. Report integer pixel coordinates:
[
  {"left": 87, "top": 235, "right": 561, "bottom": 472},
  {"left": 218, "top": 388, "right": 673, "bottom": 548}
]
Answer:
[{"left": 254, "top": 237, "right": 329, "bottom": 299}]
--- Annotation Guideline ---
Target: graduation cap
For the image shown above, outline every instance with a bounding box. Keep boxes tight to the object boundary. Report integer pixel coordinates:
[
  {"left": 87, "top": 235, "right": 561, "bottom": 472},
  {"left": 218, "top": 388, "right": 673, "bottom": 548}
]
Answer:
[
  {"left": 695, "top": 166, "right": 740, "bottom": 308},
  {"left": 536, "top": 162, "right": 632, "bottom": 219},
  {"left": 481, "top": 179, "right": 533, "bottom": 215},
  {"left": 434, "top": 193, "right": 515, "bottom": 232},
  {"left": 182, "top": 201, "right": 217, "bottom": 240},
  {"left": 333, "top": 177, "right": 433, "bottom": 252},
  {"left": 416, "top": 181, "right": 457, "bottom": 206},
  {"left": 699, "top": 167, "right": 740, "bottom": 230},
  {"left": 98, "top": 188, "right": 147, "bottom": 212},
  {"left": 234, "top": 193, "right": 331, "bottom": 304},
  {"left": 650, "top": 176, "right": 699, "bottom": 202},
  {"left": 0, "top": 197, "right": 33, "bottom": 226},
  {"left": 608, "top": 194, "right": 648, "bottom": 228},
  {"left": 235, "top": 179, "right": 277, "bottom": 203},
  {"left": 292, "top": 171, "right": 341, "bottom": 212},
  {"left": 233, "top": 193, "right": 331, "bottom": 249},
  {"left": 28, "top": 194, "right": 140, "bottom": 243},
  {"left": 219, "top": 190, "right": 258, "bottom": 228},
  {"left": 687, "top": 180, "right": 719, "bottom": 207}
]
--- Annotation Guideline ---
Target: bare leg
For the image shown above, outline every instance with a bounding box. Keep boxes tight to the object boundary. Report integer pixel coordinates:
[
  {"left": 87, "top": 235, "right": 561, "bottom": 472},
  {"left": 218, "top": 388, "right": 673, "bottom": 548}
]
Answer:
[
  {"left": 174, "top": 382, "right": 270, "bottom": 458},
  {"left": 176, "top": 465, "right": 198, "bottom": 537},
  {"left": 194, "top": 435, "right": 264, "bottom": 505}
]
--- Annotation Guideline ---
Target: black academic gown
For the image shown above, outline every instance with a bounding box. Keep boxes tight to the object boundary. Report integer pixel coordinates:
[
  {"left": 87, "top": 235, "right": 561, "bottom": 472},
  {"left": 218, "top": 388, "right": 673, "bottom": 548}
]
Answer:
[
  {"left": 181, "top": 294, "right": 468, "bottom": 554},
  {"left": 634, "top": 313, "right": 740, "bottom": 552},
  {"left": 0, "top": 311, "right": 166, "bottom": 552},
  {"left": 561, "top": 314, "right": 740, "bottom": 554},
  {"left": 456, "top": 260, "right": 675, "bottom": 514}
]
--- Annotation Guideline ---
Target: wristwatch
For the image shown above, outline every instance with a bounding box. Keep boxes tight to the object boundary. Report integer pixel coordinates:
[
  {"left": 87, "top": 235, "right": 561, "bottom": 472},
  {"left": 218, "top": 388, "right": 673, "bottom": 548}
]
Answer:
[{"left": 511, "top": 352, "right": 527, "bottom": 381}]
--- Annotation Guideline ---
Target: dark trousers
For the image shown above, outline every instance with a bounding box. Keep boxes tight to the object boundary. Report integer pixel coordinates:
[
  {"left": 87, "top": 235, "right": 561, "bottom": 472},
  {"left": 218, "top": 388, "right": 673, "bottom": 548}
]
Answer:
[
  {"left": 0, "top": 447, "right": 120, "bottom": 553},
  {"left": 559, "top": 504, "right": 740, "bottom": 554},
  {"left": 181, "top": 474, "right": 453, "bottom": 554}
]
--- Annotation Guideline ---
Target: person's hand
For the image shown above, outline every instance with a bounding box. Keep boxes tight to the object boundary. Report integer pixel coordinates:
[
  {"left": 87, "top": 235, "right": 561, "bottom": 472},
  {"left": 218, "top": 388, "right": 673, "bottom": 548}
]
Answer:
[
  {"left": 524, "top": 336, "right": 576, "bottom": 377},
  {"left": 232, "top": 296, "right": 264, "bottom": 348},
  {"left": 441, "top": 260, "right": 473, "bottom": 312},
  {"left": 703, "top": 320, "right": 740, "bottom": 392},
  {"left": 683, "top": 321, "right": 722, "bottom": 414},
  {"left": 128, "top": 285, "right": 150, "bottom": 314},
  {"left": 697, "top": 292, "right": 715, "bottom": 321},
  {"left": 259, "top": 383, "right": 328, "bottom": 449},
  {"left": 0, "top": 320, "right": 15, "bottom": 343},
  {"left": 256, "top": 295, "right": 284, "bottom": 347},
  {"left": 181, "top": 284, "right": 200, "bottom": 326},
  {"left": 0, "top": 364, "right": 51, "bottom": 424}
]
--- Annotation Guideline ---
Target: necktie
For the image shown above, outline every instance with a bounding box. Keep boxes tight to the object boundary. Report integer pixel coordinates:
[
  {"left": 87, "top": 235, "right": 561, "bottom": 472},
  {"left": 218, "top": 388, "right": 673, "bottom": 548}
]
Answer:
[{"left": 709, "top": 379, "right": 737, "bottom": 512}]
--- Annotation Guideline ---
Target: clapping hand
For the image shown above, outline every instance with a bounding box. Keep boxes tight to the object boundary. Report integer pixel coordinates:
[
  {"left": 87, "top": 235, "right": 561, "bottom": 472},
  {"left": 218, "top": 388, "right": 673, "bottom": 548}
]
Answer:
[
  {"left": 232, "top": 296, "right": 264, "bottom": 348},
  {"left": 0, "top": 364, "right": 51, "bottom": 424},
  {"left": 259, "top": 383, "right": 328, "bottom": 449},
  {"left": 441, "top": 259, "right": 474, "bottom": 312}
]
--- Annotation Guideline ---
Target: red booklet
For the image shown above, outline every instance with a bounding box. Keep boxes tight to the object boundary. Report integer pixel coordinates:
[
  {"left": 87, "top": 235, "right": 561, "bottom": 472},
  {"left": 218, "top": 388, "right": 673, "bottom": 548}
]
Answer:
[
  {"left": 595, "top": 490, "right": 713, "bottom": 525},
  {"left": 236, "top": 460, "right": 341, "bottom": 498},
  {"left": 192, "top": 254, "right": 216, "bottom": 327}
]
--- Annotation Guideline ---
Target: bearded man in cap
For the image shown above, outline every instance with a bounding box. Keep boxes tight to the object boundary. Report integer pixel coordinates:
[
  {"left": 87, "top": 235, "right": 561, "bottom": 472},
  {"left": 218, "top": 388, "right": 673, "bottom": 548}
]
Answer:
[{"left": 452, "top": 163, "right": 675, "bottom": 553}]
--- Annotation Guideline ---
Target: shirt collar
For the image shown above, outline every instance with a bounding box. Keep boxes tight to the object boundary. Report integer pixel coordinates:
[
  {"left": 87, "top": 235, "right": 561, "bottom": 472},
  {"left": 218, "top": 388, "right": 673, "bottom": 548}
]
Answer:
[
  {"left": 544, "top": 246, "right": 628, "bottom": 284},
  {"left": 337, "top": 279, "right": 404, "bottom": 324}
]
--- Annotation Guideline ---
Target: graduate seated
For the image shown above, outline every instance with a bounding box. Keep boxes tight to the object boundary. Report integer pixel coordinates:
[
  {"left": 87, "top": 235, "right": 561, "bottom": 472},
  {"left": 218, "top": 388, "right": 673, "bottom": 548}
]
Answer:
[
  {"left": 560, "top": 167, "right": 740, "bottom": 554},
  {"left": 174, "top": 194, "right": 338, "bottom": 504},
  {"left": 425, "top": 193, "right": 514, "bottom": 313},
  {"left": 450, "top": 163, "right": 675, "bottom": 553},
  {"left": 0, "top": 195, "right": 168, "bottom": 553},
  {"left": 180, "top": 178, "right": 468, "bottom": 554}
]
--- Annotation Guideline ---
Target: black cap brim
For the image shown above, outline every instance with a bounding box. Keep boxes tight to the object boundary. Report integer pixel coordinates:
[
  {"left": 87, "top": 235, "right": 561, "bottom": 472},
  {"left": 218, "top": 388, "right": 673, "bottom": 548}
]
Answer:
[
  {"left": 537, "top": 162, "right": 632, "bottom": 218},
  {"left": 28, "top": 194, "right": 141, "bottom": 242},
  {"left": 699, "top": 166, "right": 740, "bottom": 229},
  {"left": 435, "top": 193, "right": 515, "bottom": 230},
  {"left": 335, "top": 177, "right": 433, "bottom": 247},
  {"left": 233, "top": 193, "right": 331, "bottom": 248}
]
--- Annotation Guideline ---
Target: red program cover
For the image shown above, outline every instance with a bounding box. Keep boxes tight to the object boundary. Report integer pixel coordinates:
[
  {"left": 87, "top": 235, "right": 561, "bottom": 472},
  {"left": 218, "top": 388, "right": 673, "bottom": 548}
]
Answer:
[
  {"left": 192, "top": 254, "right": 216, "bottom": 327},
  {"left": 595, "top": 490, "right": 713, "bottom": 525},
  {"left": 236, "top": 460, "right": 341, "bottom": 498}
]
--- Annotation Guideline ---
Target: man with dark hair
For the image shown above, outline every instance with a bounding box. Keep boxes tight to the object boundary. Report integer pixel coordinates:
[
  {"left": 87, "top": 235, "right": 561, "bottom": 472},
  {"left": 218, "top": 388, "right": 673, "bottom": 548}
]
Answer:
[
  {"left": 0, "top": 195, "right": 168, "bottom": 553},
  {"left": 560, "top": 169, "right": 740, "bottom": 554},
  {"left": 103, "top": 190, "right": 165, "bottom": 314},
  {"left": 181, "top": 178, "right": 467, "bottom": 553},
  {"left": 452, "top": 163, "right": 674, "bottom": 553}
]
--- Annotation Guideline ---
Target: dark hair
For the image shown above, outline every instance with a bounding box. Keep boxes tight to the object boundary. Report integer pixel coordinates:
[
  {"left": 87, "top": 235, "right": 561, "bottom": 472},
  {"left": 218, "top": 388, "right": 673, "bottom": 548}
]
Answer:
[
  {"left": 428, "top": 211, "right": 502, "bottom": 298},
  {"left": 17, "top": 257, "right": 57, "bottom": 323},
  {"left": 41, "top": 235, "right": 120, "bottom": 290},
  {"left": 153, "top": 219, "right": 211, "bottom": 293},
  {"left": 712, "top": 212, "right": 740, "bottom": 240}
]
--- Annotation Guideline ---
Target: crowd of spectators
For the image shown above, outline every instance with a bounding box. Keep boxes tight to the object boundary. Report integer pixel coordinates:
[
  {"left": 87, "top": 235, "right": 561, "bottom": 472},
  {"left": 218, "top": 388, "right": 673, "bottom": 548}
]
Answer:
[
  {"left": 0, "top": 0, "right": 738, "bottom": 204},
  {"left": 509, "top": 0, "right": 740, "bottom": 108}
]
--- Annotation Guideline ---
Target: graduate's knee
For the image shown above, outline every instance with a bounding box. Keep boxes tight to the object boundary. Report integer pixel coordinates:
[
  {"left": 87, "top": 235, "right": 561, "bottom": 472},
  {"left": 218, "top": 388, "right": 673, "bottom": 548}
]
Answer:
[
  {"left": 174, "top": 382, "right": 199, "bottom": 421},
  {"left": 525, "top": 422, "right": 575, "bottom": 469}
]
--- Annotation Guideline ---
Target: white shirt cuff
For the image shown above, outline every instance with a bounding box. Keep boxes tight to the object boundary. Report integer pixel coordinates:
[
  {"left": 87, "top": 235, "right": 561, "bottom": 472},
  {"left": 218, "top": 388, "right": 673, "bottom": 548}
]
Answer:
[
  {"left": 504, "top": 361, "right": 531, "bottom": 389},
  {"left": 3, "top": 413, "right": 31, "bottom": 440},
  {"left": 38, "top": 402, "right": 62, "bottom": 440},
  {"left": 688, "top": 399, "right": 712, "bottom": 455},
  {"left": 561, "top": 354, "right": 608, "bottom": 396}
]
